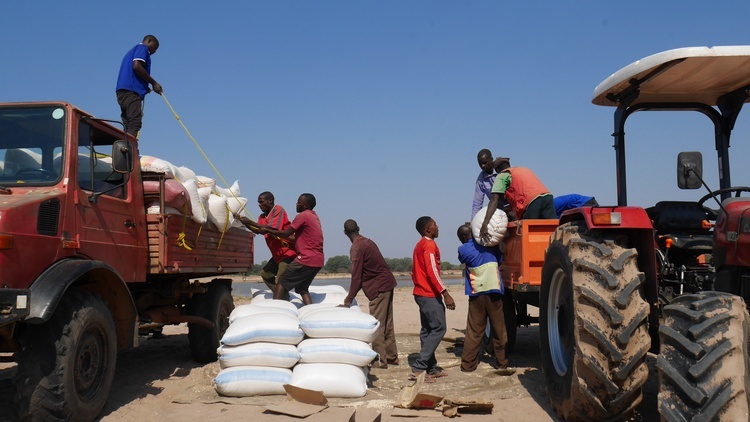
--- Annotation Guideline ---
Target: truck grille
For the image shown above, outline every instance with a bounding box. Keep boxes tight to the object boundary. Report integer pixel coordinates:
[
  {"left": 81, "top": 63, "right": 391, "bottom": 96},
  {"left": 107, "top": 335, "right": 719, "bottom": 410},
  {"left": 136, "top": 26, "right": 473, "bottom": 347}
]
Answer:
[{"left": 37, "top": 199, "right": 60, "bottom": 236}]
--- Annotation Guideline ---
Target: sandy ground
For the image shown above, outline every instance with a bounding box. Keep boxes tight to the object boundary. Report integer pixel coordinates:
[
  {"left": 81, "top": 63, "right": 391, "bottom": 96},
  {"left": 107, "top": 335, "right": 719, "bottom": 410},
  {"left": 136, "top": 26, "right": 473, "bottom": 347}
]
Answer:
[{"left": 0, "top": 281, "right": 660, "bottom": 421}]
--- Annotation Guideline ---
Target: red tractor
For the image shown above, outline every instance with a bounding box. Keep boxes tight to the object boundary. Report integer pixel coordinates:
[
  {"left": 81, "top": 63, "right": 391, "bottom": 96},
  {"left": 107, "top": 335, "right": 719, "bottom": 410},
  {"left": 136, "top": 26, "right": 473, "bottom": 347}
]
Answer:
[{"left": 505, "top": 46, "right": 750, "bottom": 420}]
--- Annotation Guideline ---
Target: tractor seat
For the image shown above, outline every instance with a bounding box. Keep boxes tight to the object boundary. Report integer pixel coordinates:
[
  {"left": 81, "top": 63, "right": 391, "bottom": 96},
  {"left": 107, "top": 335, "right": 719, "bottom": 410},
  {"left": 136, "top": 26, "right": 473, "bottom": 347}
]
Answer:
[{"left": 646, "top": 201, "right": 711, "bottom": 235}]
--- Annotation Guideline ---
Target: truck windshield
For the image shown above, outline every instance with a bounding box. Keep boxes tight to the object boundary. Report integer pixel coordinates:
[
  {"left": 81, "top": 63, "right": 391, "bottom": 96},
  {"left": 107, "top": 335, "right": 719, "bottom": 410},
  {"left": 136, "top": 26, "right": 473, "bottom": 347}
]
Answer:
[{"left": 0, "top": 106, "right": 65, "bottom": 186}]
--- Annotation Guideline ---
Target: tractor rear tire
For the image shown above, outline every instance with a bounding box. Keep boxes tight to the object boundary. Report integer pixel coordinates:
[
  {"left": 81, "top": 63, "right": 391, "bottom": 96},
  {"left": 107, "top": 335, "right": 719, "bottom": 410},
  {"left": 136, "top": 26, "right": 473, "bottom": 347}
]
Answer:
[
  {"left": 15, "top": 290, "right": 117, "bottom": 422},
  {"left": 188, "top": 282, "right": 234, "bottom": 363},
  {"left": 540, "top": 222, "right": 650, "bottom": 420},
  {"left": 657, "top": 291, "right": 750, "bottom": 421}
]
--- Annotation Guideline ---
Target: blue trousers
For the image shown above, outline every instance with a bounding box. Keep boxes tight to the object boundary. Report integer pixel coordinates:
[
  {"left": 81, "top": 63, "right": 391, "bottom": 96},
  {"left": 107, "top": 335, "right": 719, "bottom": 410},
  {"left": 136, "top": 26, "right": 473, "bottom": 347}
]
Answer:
[{"left": 412, "top": 295, "right": 447, "bottom": 374}]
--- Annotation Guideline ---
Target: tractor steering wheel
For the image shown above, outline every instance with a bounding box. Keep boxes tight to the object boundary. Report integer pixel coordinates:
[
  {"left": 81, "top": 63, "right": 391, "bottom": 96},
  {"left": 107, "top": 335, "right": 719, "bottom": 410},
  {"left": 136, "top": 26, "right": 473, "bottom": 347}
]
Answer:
[{"left": 698, "top": 186, "right": 750, "bottom": 208}]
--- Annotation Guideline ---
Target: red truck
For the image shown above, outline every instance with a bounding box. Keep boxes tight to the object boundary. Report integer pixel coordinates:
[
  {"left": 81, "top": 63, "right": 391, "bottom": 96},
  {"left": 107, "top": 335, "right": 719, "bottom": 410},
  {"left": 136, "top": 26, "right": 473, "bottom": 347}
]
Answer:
[{"left": 0, "top": 102, "right": 254, "bottom": 421}]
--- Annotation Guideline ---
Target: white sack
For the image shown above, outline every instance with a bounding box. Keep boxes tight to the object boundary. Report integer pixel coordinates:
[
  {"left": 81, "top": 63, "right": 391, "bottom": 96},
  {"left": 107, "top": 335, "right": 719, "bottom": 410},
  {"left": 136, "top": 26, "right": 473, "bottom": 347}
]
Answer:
[
  {"left": 173, "top": 165, "right": 196, "bottom": 182},
  {"left": 308, "top": 285, "right": 348, "bottom": 295},
  {"left": 196, "top": 175, "right": 216, "bottom": 189},
  {"left": 218, "top": 342, "right": 300, "bottom": 369},
  {"left": 229, "top": 303, "right": 298, "bottom": 323},
  {"left": 227, "top": 196, "right": 249, "bottom": 228},
  {"left": 181, "top": 179, "right": 207, "bottom": 224},
  {"left": 214, "top": 366, "right": 292, "bottom": 397},
  {"left": 207, "top": 193, "right": 234, "bottom": 232},
  {"left": 297, "top": 338, "right": 377, "bottom": 367},
  {"left": 250, "top": 289, "right": 302, "bottom": 304},
  {"left": 291, "top": 363, "right": 367, "bottom": 398},
  {"left": 297, "top": 302, "right": 360, "bottom": 319},
  {"left": 299, "top": 307, "right": 380, "bottom": 342},
  {"left": 471, "top": 206, "right": 508, "bottom": 247},
  {"left": 140, "top": 155, "right": 177, "bottom": 177},
  {"left": 215, "top": 180, "right": 241, "bottom": 198},
  {"left": 221, "top": 312, "right": 303, "bottom": 346}
]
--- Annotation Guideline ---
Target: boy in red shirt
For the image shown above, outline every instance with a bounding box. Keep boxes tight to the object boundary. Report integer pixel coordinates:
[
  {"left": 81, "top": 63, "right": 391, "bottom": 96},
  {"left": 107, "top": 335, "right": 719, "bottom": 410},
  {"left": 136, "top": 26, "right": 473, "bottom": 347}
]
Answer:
[{"left": 410, "top": 216, "right": 455, "bottom": 381}]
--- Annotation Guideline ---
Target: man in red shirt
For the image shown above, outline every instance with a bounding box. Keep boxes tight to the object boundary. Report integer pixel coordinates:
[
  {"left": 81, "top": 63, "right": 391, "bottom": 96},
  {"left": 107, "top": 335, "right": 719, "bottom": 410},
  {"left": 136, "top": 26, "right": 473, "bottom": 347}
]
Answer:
[
  {"left": 237, "top": 192, "right": 297, "bottom": 290},
  {"left": 341, "top": 219, "right": 399, "bottom": 369},
  {"left": 410, "top": 216, "right": 455, "bottom": 381},
  {"left": 259, "top": 193, "right": 324, "bottom": 306}
]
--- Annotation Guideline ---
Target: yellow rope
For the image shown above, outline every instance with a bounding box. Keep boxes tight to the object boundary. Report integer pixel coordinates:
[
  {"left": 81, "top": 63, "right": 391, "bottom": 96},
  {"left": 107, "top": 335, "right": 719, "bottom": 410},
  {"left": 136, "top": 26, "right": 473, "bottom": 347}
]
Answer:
[
  {"left": 160, "top": 93, "right": 256, "bottom": 223},
  {"left": 176, "top": 202, "right": 193, "bottom": 250},
  {"left": 160, "top": 94, "right": 294, "bottom": 250}
]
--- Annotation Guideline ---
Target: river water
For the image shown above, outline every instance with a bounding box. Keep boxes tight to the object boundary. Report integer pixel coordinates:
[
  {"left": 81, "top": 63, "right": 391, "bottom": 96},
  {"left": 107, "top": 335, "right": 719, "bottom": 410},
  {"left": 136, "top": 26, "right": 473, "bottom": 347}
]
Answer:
[{"left": 232, "top": 275, "right": 463, "bottom": 297}]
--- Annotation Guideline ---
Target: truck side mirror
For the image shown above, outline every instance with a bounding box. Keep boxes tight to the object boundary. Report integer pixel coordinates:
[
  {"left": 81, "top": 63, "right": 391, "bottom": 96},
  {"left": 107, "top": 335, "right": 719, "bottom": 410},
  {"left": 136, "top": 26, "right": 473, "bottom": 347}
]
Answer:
[
  {"left": 112, "top": 140, "right": 134, "bottom": 174},
  {"left": 677, "top": 151, "right": 703, "bottom": 189}
]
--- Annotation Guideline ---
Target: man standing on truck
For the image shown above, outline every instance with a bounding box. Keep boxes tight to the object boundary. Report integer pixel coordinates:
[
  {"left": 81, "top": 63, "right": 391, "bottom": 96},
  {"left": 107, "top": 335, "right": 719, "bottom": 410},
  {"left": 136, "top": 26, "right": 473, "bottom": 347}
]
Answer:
[
  {"left": 340, "top": 219, "right": 399, "bottom": 369},
  {"left": 472, "top": 149, "right": 506, "bottom": 220},
  {"left": 456, "top": 223, "right": 510, "bottom": 372},
  {"left": 479, "top": 157, "right": 556, "bottom": 241},
  {"left": 116, "top": 35, "right": 163, "bottom": 138},
  {"left": 236, "top": 191, "right": 297, "bottom": 290},
  {"left": 258, "top": 193, "right": 324, "bottom": 306}
]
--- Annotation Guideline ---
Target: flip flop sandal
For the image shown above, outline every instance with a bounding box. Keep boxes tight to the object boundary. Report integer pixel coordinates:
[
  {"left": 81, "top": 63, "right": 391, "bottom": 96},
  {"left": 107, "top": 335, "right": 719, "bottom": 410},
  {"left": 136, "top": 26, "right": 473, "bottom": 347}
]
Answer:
[
  {"left": 428, "top": 370, "right": 448, "bottom": 378},
  {"left": 408, "top": 372, "right": 437, "bottom": 383},
  {"left": 493, "top": 368, "right": 516, "bottom": 376}
]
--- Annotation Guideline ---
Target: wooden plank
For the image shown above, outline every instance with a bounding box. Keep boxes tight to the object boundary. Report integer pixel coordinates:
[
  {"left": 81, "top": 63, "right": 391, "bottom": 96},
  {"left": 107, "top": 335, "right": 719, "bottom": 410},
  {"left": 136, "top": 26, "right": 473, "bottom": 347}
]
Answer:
[{"left": 147, "top": 212, "right": 254, "bottom": 275}]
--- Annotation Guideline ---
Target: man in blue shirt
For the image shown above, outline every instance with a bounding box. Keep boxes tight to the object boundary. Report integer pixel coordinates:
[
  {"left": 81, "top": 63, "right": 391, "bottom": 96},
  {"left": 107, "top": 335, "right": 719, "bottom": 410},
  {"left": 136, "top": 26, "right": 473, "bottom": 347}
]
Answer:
[
  {"left": 456, "top": 223, "right": 509, "bottom": 372},
  {"left": 553, "top": 194, "right": 598, "bottom": 218},
  {"left": 472, "top": 149, "right": 506, "bottom": 220},
  {"left": 116, "top": 35, "right": 162, "bottom": 137}
]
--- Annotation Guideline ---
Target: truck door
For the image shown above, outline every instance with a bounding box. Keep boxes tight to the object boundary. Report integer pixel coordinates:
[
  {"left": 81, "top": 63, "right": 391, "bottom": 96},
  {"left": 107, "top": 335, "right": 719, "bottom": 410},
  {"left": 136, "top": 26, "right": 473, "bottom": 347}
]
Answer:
[{"left": 74, "top": 120, "right": 147, "bottom": 282}]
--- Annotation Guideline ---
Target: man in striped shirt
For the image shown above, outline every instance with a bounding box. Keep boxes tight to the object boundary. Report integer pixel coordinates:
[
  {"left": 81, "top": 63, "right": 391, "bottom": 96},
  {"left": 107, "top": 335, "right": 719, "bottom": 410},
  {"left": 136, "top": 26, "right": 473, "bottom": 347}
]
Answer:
[{"left": 410, "top": 216, "right": 455, "bottom": 381}]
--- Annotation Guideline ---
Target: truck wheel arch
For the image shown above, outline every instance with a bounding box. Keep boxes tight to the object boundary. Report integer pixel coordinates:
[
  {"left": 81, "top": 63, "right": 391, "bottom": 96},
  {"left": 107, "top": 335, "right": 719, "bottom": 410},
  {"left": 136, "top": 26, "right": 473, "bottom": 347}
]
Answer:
[{"left": 27, "top": 259, "right": 138, "bottom": 349}]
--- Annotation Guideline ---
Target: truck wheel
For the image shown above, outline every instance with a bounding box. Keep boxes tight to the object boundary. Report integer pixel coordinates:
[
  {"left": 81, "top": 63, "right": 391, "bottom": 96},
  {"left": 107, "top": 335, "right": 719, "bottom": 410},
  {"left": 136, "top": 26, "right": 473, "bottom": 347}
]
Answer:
[
  {"left": 503, "top": 291, "right": 517, "bottom": 354},
  {"left": 15, "top": 290, "right": 116, "bottom": 422},
  {"left": 188, "top": 282, "right": 234, "bottom": 363},
  {"left": 657, "top": 292, "right": 750, "bottom": 421},
  {"left": 540, "top": 222, "right": 650, "bottom": 420}
]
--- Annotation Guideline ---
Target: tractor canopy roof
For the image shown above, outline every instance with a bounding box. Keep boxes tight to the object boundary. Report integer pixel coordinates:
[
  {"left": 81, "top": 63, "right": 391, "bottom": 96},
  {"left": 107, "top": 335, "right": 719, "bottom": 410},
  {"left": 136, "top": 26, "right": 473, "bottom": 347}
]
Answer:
[{"left": 592, "top": 46, "right": 750, "bottom": 107}]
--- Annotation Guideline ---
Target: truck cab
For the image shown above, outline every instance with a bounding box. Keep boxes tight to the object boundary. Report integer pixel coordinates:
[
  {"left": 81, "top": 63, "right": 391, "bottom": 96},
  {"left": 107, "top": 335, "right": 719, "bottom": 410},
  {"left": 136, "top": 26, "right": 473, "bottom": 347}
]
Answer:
[{"left": 0, "top": 103, "right": 146, "bottom": 328}]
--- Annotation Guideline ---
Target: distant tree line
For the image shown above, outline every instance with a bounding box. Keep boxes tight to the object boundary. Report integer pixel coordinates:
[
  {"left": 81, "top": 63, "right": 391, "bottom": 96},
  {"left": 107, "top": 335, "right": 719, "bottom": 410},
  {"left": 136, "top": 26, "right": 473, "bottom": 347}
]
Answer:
[{"left": 247, "top": 255, "right": 460, "bottom": 275}]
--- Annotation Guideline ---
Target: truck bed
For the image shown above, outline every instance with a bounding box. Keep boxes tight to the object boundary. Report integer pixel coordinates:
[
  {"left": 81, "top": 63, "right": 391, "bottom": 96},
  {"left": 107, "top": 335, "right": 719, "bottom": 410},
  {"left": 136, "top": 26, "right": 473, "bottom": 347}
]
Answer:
[
  {"left": 146, "top": 213, "right": 253, "bottom": 276},
  {"left": 142, "top": 172, "right": 254, "bottom": 277}
]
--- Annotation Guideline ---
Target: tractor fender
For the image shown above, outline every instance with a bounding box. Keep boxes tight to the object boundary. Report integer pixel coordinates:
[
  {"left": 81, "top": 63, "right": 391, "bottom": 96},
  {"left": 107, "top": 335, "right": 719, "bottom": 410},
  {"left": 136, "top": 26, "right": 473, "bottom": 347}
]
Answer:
[
  {"left": 27, "top": 258, "right": 138, "bottom": 349},
  {"left": 559, "top": 205, "right": 653, "bottom": 229}
]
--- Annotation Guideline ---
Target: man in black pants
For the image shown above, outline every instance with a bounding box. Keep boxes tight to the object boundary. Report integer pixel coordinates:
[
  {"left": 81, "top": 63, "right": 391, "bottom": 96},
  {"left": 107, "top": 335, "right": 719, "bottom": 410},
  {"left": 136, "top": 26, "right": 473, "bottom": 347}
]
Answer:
[{"left": 116, "top": 35, "right": 163, "bottom": 137}]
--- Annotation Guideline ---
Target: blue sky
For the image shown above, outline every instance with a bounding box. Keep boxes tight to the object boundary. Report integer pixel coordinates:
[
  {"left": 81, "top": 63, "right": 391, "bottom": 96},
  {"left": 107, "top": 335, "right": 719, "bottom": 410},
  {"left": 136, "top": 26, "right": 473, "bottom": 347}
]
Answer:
[{"left": 3, "top": 1, "right": 750, "bottom": 264}]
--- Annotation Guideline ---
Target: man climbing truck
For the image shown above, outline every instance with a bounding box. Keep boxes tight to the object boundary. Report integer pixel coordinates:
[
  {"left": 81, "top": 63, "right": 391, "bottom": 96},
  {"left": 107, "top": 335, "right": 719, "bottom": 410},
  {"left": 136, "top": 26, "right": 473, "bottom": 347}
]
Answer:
[
  {"left": 0, "top": 102, "right": 253, "bottom": 421},
  {"left": 527, "top": 46, "right": 750, "bottom": 421}
]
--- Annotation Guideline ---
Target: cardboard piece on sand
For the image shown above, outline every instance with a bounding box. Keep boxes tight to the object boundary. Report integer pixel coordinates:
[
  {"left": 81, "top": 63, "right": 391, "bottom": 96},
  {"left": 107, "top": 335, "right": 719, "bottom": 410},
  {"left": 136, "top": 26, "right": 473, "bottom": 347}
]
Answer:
[
  {"left": 394, "top": 372, "right": 493, "bottom": 417},
  {"left": 264, "top": 384, "right": 328, "bottom": 418},
  {"left": 394, "top": 371, "right": 443, "bottom": 409},
  {"left": 441, "top": 398, "right": 494, "bottom": 417}
]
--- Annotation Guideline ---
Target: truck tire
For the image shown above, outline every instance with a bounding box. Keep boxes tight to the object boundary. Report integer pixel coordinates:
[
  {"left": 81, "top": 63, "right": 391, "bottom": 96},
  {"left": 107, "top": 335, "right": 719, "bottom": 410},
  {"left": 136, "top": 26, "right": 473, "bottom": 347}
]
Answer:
[
  {"left": 503, "top": 291, "right": 517, "bottom": 354},
  {"left": 657, "top": 292, "right": 750, "bottom": 421},
  {"left": 15, "top": 290, "right": 117, "bottom": 422},
  {"left": 540, "top": 222, "right": 650, "bottom": 420},
  {"left": 188, "top": 282, "right": 234, "bottom": 363}
]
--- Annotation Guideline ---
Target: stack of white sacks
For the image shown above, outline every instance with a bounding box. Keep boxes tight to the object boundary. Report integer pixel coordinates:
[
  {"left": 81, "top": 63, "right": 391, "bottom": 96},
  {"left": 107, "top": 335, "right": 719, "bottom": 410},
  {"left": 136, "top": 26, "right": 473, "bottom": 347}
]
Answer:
[
  {"left": 214, "top": 285, "right": 380, "bottom": 398},
  {"left": 140, "top": 155, "right": 251, "bottom": 232}
]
